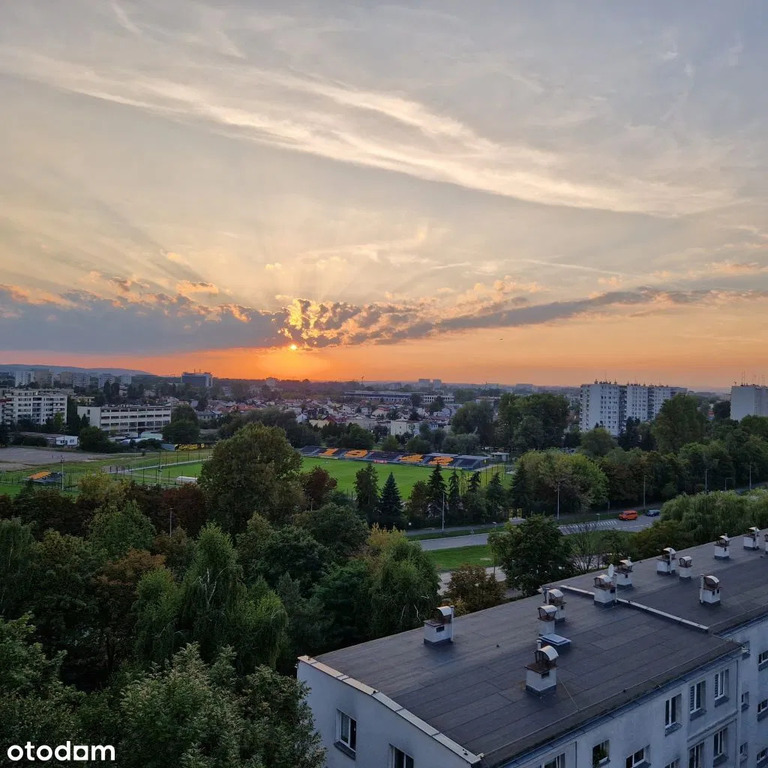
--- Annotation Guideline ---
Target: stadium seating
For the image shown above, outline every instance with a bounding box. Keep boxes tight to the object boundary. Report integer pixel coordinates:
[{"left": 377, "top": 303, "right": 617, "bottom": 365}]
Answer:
[
  {"left": 398, "top": 454, "right": 424, "bottom": 464},
  {"left": 425, "top": 455, "right": 456, "bottom": 467},
  {"left": 318, "top": 448, "right": 339, "bottom": 458},
  {"left": 343, "top": 449, "right": 369, "bottom": 460}
]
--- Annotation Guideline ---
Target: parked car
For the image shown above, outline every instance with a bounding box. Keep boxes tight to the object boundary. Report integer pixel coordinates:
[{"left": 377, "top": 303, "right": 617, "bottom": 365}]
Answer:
[
  {"left": 618, "top": 509, "right": 638, "bottom": 521},
  {"left": 646, "top": 508, "right": 661, "bottom": 517}
]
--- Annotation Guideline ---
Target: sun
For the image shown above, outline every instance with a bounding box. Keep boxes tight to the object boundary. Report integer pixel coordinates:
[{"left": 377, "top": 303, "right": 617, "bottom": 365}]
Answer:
[{"left": 289, "top": 343, "right": 298, "bottom": 351}]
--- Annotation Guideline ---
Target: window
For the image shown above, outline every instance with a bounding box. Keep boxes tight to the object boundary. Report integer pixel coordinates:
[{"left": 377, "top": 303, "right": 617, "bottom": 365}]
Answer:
[
  {"left": 713, "top": 729, "right": 727, "bottom": 760},
  {"left": 666, "top": 695, "right": 682, "bottom": 730},
  {"left": 665, "top": 760, "right": 680, "bottom": 768},
  {"left": 544, "top": 755, "right": 565, "bottom": 768},
  {"left": 714, "top": 670, "right": 729, "bottom": 701},
  {"left": 739, "top": 744, "right": 747, "bottom": 762},
  {"left": 690, "top": 681, "right": 705, "bottom": 715},
  {"left": 689, "top": 743, "right": 704, "bottom": 768},
  {"left": 593, "top": 741, "right": 610, "bottom": 767},
  {"left": 742, "top": 642, "right": 751, "bottom": 658},
  {"left": 758, "top": 699, "right": 768, "bottom": 716},
  {"left": 759, "top": 650, "right": 768, "bottom": 669},
  {"left": 336, "top": 711, "right": 357, "bottom": 756},
  {"left": 742, "top": 691, "right": 750, "bottom": 710},
  {"left": 758, "top": 750, "right": 768, "bottom": 765},
  {"left": 626, "top": 747, "right": 648, "bottom": 768},
  {"left": 391, "top": 747, "right": 414, "bottom": 768}
]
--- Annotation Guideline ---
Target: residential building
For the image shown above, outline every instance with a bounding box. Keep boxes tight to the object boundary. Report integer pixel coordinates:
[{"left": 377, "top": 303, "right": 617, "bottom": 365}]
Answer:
[
  {"left": 77, "top": 403, "right": 172, "bottom": 434},
  {"left": 13, "top": 369, "right": 35, "bottom": 387},
  {"left": 300, "top": 534, "right": 768, "bottom": 768},
  {"left": 345, "top": 391, "right": 455, "bottom": 406},
  {"left": 71, "top": 372, "right": 93, "bottom": 389},
  {"left": 579, "top": 382, "right": 687, "bottom": 436},
  {"left": 32, "top": 368, "right": 53, "bottom": 387},
  {"left": 731, "top": 386, "right": 768, "bottom": 421},
  {"left": 0, "top": 389, "right": 67, "bottom": 426},
  {"left": 181, "top": 372, "right": 212, "bottom": 388}
]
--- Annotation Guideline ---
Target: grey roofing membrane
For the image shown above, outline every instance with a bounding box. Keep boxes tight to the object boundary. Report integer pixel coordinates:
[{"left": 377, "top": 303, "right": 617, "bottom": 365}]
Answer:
[{"left": 317, "top": 533, "right": 763, "bottom": 768}]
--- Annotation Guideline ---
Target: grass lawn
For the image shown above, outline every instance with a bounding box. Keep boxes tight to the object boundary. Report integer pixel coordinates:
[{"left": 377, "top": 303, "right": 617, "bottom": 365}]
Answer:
[
  {"left": 301, "top": 457, "right": 505, "bottom": 498},
  {"left": 424, "top": 544, "right": 496, "bottom": 572}
]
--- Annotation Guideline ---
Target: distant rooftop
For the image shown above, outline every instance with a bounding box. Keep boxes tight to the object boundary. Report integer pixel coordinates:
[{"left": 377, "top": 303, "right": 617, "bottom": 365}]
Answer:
[{"left": 316, "top": 532, "right": 752, "bottom": 767}]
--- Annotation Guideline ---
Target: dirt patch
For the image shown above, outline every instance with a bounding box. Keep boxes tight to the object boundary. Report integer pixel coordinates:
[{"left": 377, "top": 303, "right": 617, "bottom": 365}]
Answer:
[{"left": 0, "top": 446, "right": 126, "bottom": 468}]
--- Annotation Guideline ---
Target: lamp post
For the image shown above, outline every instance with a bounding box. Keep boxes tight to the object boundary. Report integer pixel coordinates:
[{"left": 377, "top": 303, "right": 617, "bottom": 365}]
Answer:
[
  {"left": 441, "top": 492, "right": 446, "bottom": 533},
  {"left": 642, "top": 474, "right": 647, "bottom": 512},
  {"left": 704, "top": 467, "right": 709, "bottom": 494},
  {"left": 556, "top": 480, "right": 561, "bottom": 521},
  {"left": 749, "top": 463, "right": 753, "bottom": 491}
]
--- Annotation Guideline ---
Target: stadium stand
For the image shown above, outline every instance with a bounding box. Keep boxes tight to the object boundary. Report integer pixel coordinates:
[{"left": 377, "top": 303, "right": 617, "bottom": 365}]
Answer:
[
  {"left": 318, "top": 448, "right": 339, "bottom": 458},
  {"left": 367, "top": 451, "right": 401, "bottom": 463},
  {"left": 424, "top": 454, "right": 456, "bottom": 467},
  {"left": 398, "top": 454, "right": 424, "bottom": 464},
  {"left": 299, "top": 446, "right": 323, "bottom": 456},
  {"left": 342, "top": 449, "right": 369, "bottom": 460}
]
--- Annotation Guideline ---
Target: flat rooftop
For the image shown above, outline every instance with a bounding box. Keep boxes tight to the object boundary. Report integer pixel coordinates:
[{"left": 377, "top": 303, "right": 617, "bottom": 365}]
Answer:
[
  {"left": 317, "top": 562, "right": 740, "bottom": 767},
  {"left": 556, "top": 530, "right": 768, "bottom": 634}
]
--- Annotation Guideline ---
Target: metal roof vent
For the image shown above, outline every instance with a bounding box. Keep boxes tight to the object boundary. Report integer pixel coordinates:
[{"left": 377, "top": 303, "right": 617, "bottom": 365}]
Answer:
[
  {"left": 538, "top": 603, "right": 570, "bottom": 649},
  {"left": 423, "top": 605, "right": 454, "bottom": 646},
  {"left": 593, "top": 565, "right": 617, "bottom": 607},
  {"left": 744, "top": 527, "right": 760, "bottom": 551},
  {"left": 543, "top": 587, "right": 566, "bottom": 621},
  {"left": 616, "top": 558, "right": 633, "bottom": 588},
  {"left": 678, "top": 555, "right": 693, "bottom": 579},
  {"left": 699, "top": 575, "right": 721, "bottom": 605},
  {"left": 526, "top": 640, "right": 558, "bottom": 694},
  {"left": 715, "top": 535, "right": 730, "bottom": 559},
  {"left": 657, "top": 547, "right": 677, "bottom": 575}
]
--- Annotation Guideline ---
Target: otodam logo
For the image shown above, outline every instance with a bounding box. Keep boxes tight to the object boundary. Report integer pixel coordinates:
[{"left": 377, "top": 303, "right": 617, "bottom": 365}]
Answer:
[{"left": 6, "top": 742, "right": 115, "bottom": 762}]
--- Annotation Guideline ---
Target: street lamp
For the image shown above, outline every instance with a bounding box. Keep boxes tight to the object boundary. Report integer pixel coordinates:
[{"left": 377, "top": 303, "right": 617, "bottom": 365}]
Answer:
[
  {"left": 556, "top": 480, "right": 561, "bottom": 521},
  {"left": 749, "top": 463, "right": 753, "bottom": 491},
  {"left": 724, "top": 477, "right": 734, "bottom": 492},
  {"left": 704, "top": 467, "right": 709, "bottom": 494}
]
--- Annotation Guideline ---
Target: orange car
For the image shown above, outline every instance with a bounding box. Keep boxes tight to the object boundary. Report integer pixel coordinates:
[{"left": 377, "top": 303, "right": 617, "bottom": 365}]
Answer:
[{"left": 618, "top": 510, "right": 638, "bottom": 521}]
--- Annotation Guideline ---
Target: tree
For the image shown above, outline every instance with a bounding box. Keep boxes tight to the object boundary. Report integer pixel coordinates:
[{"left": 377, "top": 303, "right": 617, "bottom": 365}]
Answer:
[
  {"left": 428, "top": 396, "right": 445, "bottom": 414},
  {"left": 369, "top": 533, "right": 439, "bottom": 636},
  {"left": 0, "top": 518, "right": 36, "bottom": 616},
  {"left": 405, "top": 480, "right": 431, "bottom": 527},
  {"left": 0, "top": 616, "right": 83, "bottom": 755},
  {"left": 489, "top": 516, "right": 573, "bottom": 596},
  {"left": 133, "top": 567, "right": 181, "bottom": 666},
  {"left": 497, "top": 393, "right": 569, "bottom": 454},
  {"left": 451, "top": 401, "right": 495, "bottom": 445},
  {"left": 162, "top": 418, "right": 200, "bottom": 444},
  {"left": 198, "top": 423, "right": 303, "bottom": 533},
  {"left": 427, "top": 464, "right": 446, "bottom": 510},
  {"left": 89, "top": 500, "right": 155, "bottom": 559},
  {"left": 484, "top": 473, "right": 507, "bottom": 520},
  {"left": 579, "top": 427, "right": 617, "bottom": 458},
  {"left": 376, "top": 473, "right": 404, "bottom": 529},
  {"left": 410, "top": 393, "right": 422, "bottom": 409},
  {"left": 296, "top": 503, "right": 368, "bottom": 563},
  {"left": 467, "top": 471, "right": 481, "bottom": 494},
  {"left": 405, "top": 435, "right": 431, "bottom": 453},
  {"left": 119, "top": 644, "right": 324, "bottom": 768},
  {"left": 617, "top": 418, "right": 641, "bottom": 450},
  {"left": 179, "top": 525, "right": 288, "bottom": 672},
  {"left": 445, "top": 564, "right": 505, "bottom": 614},
  {"left": 380, "top": 434, "right": 400, "bottom": 451},
  {"left": 79, "top": 426, "right": 116, "bottom": 452},
  {"left": 651, "top": 394, "right": 707, "bottom": 453},
  {"left": 13, "top": 486, "right": 83, "bottom": 537},
  {"left": 299, "top": 466, "right": 338, "bottom": 510},
  {"left": 447, "top": 470, "right": 462, "bottom": 522},
  {"left": 712, "top": 400, "right": 731, "bottom": 421},
  {"left": 256, "top": 526, "right": 328, "bottom": 596},
  {"left": 354, "top": 464, "right": 379, "bottom": 523},
  {"left": 315, "top": 560, "right": 374, "bottom": 649}
]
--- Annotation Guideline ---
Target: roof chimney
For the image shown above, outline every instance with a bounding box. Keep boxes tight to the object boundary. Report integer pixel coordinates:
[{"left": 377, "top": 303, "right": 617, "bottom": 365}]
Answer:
[
  {"left": 699, "top": 575, "right": 721, "bottom": 605},
  {"left": 543, "top": 587, "right": 566, "bottom": 621},
  {"left": 423, "top": 605, "right": 454, "bottom": 646},
  {"left": 616, "top": 558, "right": 633, "bottom": 588},
  {"left": 744, "top": 527, "right": 760, "bottom": 551},
  {"left": 714, "top": 535, "right": 730, "bottom": 559},
  {"left": 593, "top": 565, "right": 617, "bottom": 606},
  {"left": 526, "top": 640, "right": 558, "bottom": 694},
  {"left": 678, "top": 555, "right": 693, "bottom": 580},
  {"left": 656, "top": 547, "right": 677, "bottom": 575}
]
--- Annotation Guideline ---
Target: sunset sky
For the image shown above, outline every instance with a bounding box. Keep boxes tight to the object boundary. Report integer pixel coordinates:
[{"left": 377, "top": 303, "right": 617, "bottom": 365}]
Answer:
[{"left": 1, "top": 1, "right": 767, "bottom": 386}]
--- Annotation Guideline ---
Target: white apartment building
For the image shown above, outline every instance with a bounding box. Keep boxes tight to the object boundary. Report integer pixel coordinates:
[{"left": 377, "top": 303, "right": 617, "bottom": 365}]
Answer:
[
  {"left": 77, "top": 403, "right": 172, "bottom": 434},
  {"left": 0, "top": 389, "right": 67, "bottom": 426},
  {"left": 580, "top": 382, "right": 686, "bottom": 436},
  {"left": 731, "top": 386, "right": 768, "bottom": 421},
  {"left": 300, "top": 534, "right": 768, "bottom": 768}
]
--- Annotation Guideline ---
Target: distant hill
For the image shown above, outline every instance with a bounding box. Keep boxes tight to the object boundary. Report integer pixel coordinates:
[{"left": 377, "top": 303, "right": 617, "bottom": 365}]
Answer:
[{"left": 0, "top": 363, "right": 154, "bottom": 376}]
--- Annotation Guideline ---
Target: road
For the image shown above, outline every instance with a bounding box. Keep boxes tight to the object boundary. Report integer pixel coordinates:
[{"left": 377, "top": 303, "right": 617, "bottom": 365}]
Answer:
[{"left": 419, "top": 516, "right": 656, "bottom": 551}]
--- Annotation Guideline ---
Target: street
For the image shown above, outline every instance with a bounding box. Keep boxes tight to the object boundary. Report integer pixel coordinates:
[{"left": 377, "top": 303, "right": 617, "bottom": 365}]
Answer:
[{"left": 419, "top": 515, "right": 656, "bottom": 551}]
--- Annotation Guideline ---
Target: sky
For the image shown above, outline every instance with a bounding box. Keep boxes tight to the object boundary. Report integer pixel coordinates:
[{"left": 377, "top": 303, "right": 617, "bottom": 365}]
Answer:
[{"left": 1, "top": 1, "right": 767, "bottom": 387}]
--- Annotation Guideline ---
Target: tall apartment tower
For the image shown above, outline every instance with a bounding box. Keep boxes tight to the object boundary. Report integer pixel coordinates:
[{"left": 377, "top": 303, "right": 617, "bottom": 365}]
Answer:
[
  {"left": 730, "top": 385, "right": 768, "bottom": 421},
  {"left": 580, "top": 382, "right": 686, "bottom": 436}
]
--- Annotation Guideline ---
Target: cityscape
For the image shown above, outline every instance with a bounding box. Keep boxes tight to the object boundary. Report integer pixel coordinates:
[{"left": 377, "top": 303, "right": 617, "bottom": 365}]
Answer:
[{"left": 2, "top": 2, "right": 768, "bottom": 768}]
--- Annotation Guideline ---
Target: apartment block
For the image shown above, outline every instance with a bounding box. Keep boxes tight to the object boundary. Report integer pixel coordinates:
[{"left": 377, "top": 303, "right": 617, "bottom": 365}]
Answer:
[
  {"left": 580, "top": 382, "right": 686, "bottom": 436},
  {"left": 300, "top": 533, "right": 768, "bottom": 768},
  {"left": 0, "top": 389, "right": 68, "bottom": 426},
  {"left": 181, "top": 372, "right": 213, "bottom": 388},
  {"left": 731, "top": 386, "right": 768, "bottom": 421},
  {"left": 77, "top": 403, "right": 172, "bottom": 434}
]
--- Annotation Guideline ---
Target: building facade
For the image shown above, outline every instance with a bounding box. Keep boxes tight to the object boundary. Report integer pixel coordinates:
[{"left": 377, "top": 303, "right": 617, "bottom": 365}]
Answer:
[
  {"left": 0, "top": 389, "right": 68, "bottom": 426},
  {"left": 300, "top": 535, "right": 768, "bottom": 768},
  {"left": 181, "top": 372, "right": 213, "bottom": 388},
  {"left": 77, "top": 404, "right": 172, "bottom": 435},
  {"left": 731, "top": 386, "right": 768, "bottom": 421},
  {"left": 580, "top": 382, "right": 687, "bottom": 435}
]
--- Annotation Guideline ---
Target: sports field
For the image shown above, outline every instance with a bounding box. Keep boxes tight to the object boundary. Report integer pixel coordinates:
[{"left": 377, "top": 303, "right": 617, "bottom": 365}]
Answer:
[{"left": 0, "top": 449, "right": 505, "bottom": 499}]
